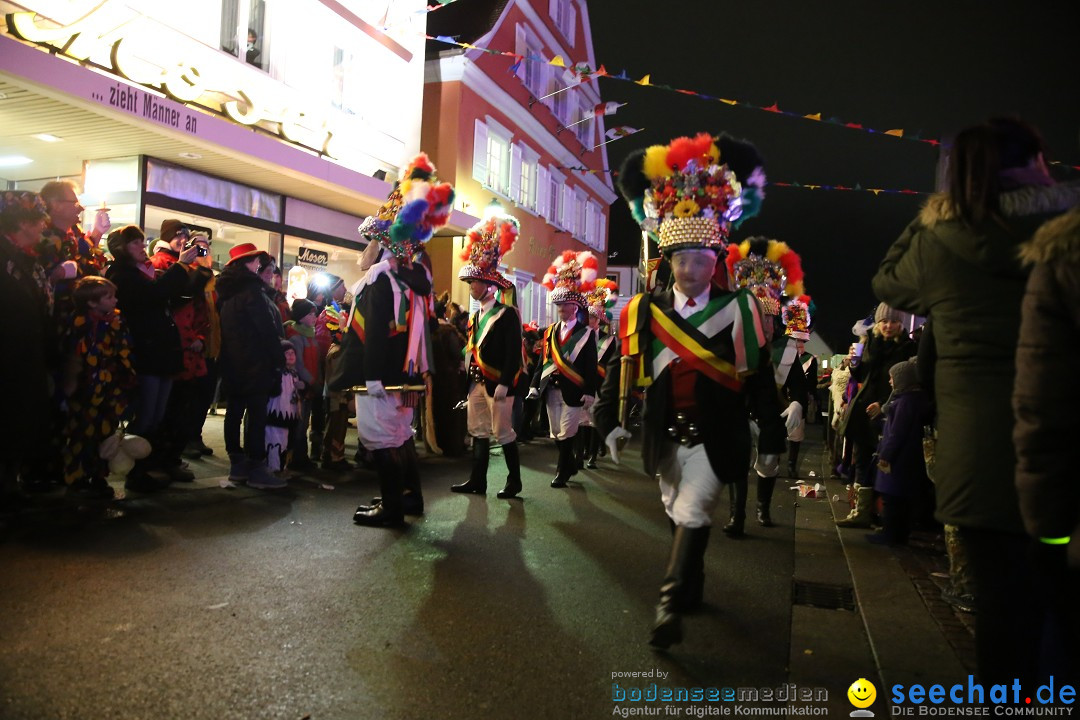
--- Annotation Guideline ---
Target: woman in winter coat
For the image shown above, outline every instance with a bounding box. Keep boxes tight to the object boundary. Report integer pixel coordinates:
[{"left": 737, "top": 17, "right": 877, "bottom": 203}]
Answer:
[
  {"left": 872, "top": 116, "right": 1080, "bottom": 686},
  {"left": 1013, "top": 207, "right": 1080, "bottom": 685},
  {"left": 105, "top": 225, "right": 199, "bottom": 490}
]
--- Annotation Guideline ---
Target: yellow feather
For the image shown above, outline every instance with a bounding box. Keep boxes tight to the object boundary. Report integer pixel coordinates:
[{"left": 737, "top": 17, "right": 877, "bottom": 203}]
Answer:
[
  {"left": 738, "top": 240, "right": 751, "bottom": 257},
  {"left": 643, "top": 145, "right": 673, "bottom": 180},
  {"left": 765, "top": 241, "right": 788, "bottom": 263},
  {"left": 787, "top": 280, "right": 805, "bottom": 297},
  {"left": 707, "top": 143, "right": 720, "bottom": 164}
]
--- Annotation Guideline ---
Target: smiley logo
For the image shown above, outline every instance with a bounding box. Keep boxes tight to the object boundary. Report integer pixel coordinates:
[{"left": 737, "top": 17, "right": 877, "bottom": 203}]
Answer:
[{"left": 847, "top": 678, "right": 877, "bottom": 712}]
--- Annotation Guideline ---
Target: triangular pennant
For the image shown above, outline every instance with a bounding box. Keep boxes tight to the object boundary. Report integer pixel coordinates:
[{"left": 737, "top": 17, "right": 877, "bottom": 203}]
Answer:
[
  {"left": 884, "top": 129, "right": 904, "bottom": 137},
  {"left": 636, "top": 74, "right": 651, "bottom": 86},
  {"left": 804, "top": 113, "right": 822, "bottom": 121},
  {"left": 549, "top": 55, "right": 566, "bottom": 67},
  {"left": 719, "top": 98, "right": 737, "bottom": 106},
  {"left": 763, "top": 103, "right": 781, "bottom": 113}
]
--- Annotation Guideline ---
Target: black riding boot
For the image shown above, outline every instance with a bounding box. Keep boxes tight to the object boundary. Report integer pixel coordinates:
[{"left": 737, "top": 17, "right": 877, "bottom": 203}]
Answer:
[
  {"left": 585, "top": 427, "right": 601, "bottom": 469},
  {"left": 650, "top": 525, "right": 709, "bottom": 648},
  {"left": 681, "top": 526, "right": 711, "bottom": 612},
  {"left": 452, "top": 437, "right": 489, "bottom": 494},
  {"left": 756, "top": 475, "right": 777, "bottom": 527},
  {"left": 353, "top": 449, "right": 405, "bottom": 527},
  {"left": 722, "top": 477, "right": 747, "bottom": 537},
  {"left": 551, "top": 439, "right": 573, "bottom": 488},
  {"left": 399, "top": 438, "right": 425, "bottom": 514},
  {"left": 497, "top": 442, "right": 522, "bottom": 498},
  {"left": 788, "top": 441, "right": 801, "bottom": 478}
]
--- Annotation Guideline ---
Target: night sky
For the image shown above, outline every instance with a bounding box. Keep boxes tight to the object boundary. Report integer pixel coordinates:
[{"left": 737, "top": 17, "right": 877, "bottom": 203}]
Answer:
[{"left": 585, "top": 0, "right": 1080, "bottom": 351}]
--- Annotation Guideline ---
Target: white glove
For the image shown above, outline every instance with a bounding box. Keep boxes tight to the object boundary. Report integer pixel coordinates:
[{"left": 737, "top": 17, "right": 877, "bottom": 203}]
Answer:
[
  {"left": 582, "top": 394, "right": 595, "bottom": 410},
  {"left": 526, "top": 387, "right": 540, "bottom": 400},
  {"left": 755, "top": 453, "right": 779, "bottom": 478},
  {"left": 365, "top": 380, "right": 386, "bottom": 399},
  {"left": 494, "top": 384, "right": 509, "bottom": 401},
  {"left": 91, "top": 208, "right": 111, "bottom": 240},
  {"left": 782, "top": 401, "right": 803, "bottom": 433},
  {"left": 605, "top": 426, "right": 632, "bottom": 465}
]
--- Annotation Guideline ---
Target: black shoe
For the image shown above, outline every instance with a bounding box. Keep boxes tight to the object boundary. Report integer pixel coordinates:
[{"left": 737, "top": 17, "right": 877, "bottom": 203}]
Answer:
[
  {"left": 124, "top": 472, "right": 165, "bottom": 493},
  {"left": 756, "top": 503, "right": 774, "bottom": 528},
  {"left": 321, "top": 459, "right": 353, "bottom": 472},
  {"left": 585, "top": 459, "right": 598, "bottom": 469},
  {"left": 451, "top": 479, "right": 487, "bottom": 494},
  {"left": 67, "top": 477, "right": 115, "bottom": 501},
  {"left": 649, "top": 606, "right": 682, "bottom": 649},
  {"left": 163, "top": 464, "right": 196, "bottom": 483},
  {"left": 722, "top": 514, "right": 745, "bottom": 537},
  {"left": 358, "top": 495, "right": 425, "bottom": 516},
  {"left": 353, "top": 503, "right": 405, "bottom": 527}
]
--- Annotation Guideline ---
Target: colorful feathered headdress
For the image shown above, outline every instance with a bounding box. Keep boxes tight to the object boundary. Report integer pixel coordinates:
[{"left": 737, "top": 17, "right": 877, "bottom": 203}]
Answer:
[
  {"left": 715, "top": 133, "right": 766, "bottom": 227},
  {"left": 616, "top": 132, "right": 745, "bottom": 255},
  {"left": 783, "top": 295, "right": 813, "bottom": 341},
  {"left": 584, "top": 278, "right": 618, "bottom": 323},
  {"left": 358, "top": 153, "right": 455, "bottom": 259},
  {"left": 0, "top": 190, "right": 48, "bottom": 219},
  {"left": 724, "top": 237, "right": 805, "bottom": 316},
  {"left": 457, "top": 212, "right": 519, "bottom": 290},
  {"left": 542, "top": 250, "right": 597, "bottom": 307}
]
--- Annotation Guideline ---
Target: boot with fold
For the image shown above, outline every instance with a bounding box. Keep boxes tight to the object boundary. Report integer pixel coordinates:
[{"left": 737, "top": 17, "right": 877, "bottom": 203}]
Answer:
[
  {"left": 836, "top": 484, "right": 874, "bottom": 528},
  {"left": 497, "top": 442, "right": 522, "bottom": 498},
  {"left": 550, "top": 439, "right": 573, "bottom": 488},
  {"left": 585, "top": 428, "right": 601, "bottom": 469},
  {"left": 787, "top": 441, "right": 801, "bottom": 478},
  {"left": 756, "top": 475, "right": 777, "bottom": 527},
  {"left": 649, "top": 525, "right": 707, "bottom": 649},
  {"left": 354, "top": 449, "right": 405, "bottom": 527},
  {"left": 722, "top": 477, "right": 747, "bottom": 537},
  {"left": 680, "top": 526, "right": 711, "bottom": 612},
  {"left": 452, "top": 437, "right": 489, "bottom": 494}
]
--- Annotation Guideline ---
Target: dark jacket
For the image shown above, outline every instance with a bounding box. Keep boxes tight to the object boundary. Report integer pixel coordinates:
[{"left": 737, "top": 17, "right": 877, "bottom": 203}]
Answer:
[
  {"left": 1013, "top": 207, "right": 1080, "bottom": 563},
  {"left": 873, "top": 388, "right": 932, "bottom": 497},
  {"left": 216, "top": 263, "right": 284, "bottom": 396},
  {"left": 327, "top": 260, "right": 432, "bottom": 391},
  {"left": 468, "top": 301, "right": 524, "bottom": 395},
  {"left": 105, "top": 257, "right": 189, "bottom": 376},
  {"left": 594, "top": 286, "right": 786, "bottom": 484},
  {"left": 841, "top": 332, "right": 917, "bottom": 448},
  {"left": 872, "top": 183, "right": 1080, "bottom": 533},
  {"left": 531, "top": 320, "right": 598, "bottom": 407}
]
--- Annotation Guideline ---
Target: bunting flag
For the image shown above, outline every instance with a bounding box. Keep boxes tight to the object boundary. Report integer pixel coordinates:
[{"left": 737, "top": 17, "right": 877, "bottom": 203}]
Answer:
[
  {"left": 594, "top": 101, "right": 623, "bottom": 116},
  {"left": 605, "top": 125, "right": 641, "bottom": 140}
]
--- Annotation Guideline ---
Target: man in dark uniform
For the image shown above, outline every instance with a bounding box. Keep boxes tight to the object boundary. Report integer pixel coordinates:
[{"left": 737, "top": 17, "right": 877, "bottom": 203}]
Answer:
[
  {"left": 528, "top": 250, "right": 599, "bottom": 488},
  {"left": 593, "top": 133, "right": 786, "bottom": 649},
  {"left": 580, "top": 280, "right": 619, "bottom": 469},
  {"left": 450, "top": 212, "right": 525, "bottom": 498},
  {"left": 327, "top": 153, "right": 455, "bottom": 528}
]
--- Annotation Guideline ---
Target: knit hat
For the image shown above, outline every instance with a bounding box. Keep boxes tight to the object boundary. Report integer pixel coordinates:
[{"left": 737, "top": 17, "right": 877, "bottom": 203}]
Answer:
[
  {"left": 874, "top": 302, "right": 904, "bottom": 324},
  {"left": 889, "top": 359, "right": 920, "bottom": 393},
  {"left": 542, "top": 250, "right": 597, "bottom": 307},
  {"left": 617, "top": 132, "right": 746, "bottom": 256},
  {"left": 584, "top": 278, "right": 618, "bottom": 323},
  {"left": 159, "top": 219, "right": 188, "bottom": 243},
  {"left": 724, "top": 237, "right": 805, "bottom": 316},
  {"left": 290, "top": 297, "right": 317, "bottom": 323},
  {"left": 782, "top": 295, "right": 813, "bottom": 341},
  {"left": 357, "top": 153, "right": 455, "bottom": 259},
  {"left": 458, "top": 212, "right": 519, "bottom": 289}
]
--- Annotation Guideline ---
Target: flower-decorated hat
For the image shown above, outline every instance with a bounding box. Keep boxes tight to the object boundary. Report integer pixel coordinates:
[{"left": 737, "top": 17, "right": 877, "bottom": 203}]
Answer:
[
  {"left": 724, "top": 237, "right": 805, "bottom": 316},
  {"left": 783, "top": 295, "right": 813, "bottom": 341},
  {"left": 584, "top": 278, "right": 618, "bottom": 324},
  {"left": 358, "top": 153, "right": 455, "bottom": 259},
  {"left": 616, "top": 132, "right": 745, "bottom": 255},
  {"left": 457, "top": 212, "right": 519, "bottom": 289},
  {"left": 0, "top": 190, "right": 49, "bottom": 222},
  {"left": 542, "top": 250, "right": 597, "bottom": 307}
]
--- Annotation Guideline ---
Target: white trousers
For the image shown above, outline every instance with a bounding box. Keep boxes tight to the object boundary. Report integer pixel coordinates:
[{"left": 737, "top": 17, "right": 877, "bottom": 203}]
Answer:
[
  {"left": 354, "top": 393, "right": 415, "bottom": 450},
  {"left": 657, "top": 442, "right": 722, "bottom": 528},
  {"left": 466, "top": 382, "right": 516, "bottom": 445},
  {"left": 545, "top": 392, "right": 583, "bottom": 441}
]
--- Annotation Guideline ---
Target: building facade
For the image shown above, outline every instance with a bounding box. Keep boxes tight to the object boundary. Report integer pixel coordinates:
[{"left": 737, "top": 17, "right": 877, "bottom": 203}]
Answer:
[
  {"left": 421, "top": 0, "right": 617, "bottom": 325},
  {"left": 0, "top": 0, "right": 477, "bottom": 290}
]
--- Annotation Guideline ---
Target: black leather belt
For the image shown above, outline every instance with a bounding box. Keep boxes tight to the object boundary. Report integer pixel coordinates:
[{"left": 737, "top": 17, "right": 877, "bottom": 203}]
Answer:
[
  {"left": 468, "top": 364, "right": 485, "bottom": 383},
  {"left": 667, "top": 412, "right": 703, "bottom": 447}
]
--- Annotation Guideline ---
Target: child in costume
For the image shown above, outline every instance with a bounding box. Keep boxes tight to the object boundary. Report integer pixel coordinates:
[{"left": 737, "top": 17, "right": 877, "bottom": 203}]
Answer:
[{"left": 265, "top": 340, "right": 302, "bottom": 480}]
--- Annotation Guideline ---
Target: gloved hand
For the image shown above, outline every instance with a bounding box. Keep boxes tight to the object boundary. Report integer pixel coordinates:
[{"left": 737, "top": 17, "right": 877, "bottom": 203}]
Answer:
[
  {"left": 782, "top": 401, "right": 803, "bottom": 433},
  {"left": 90, "top": 208, "right": 111, "bottom": 240},
  {"left": 582, "top": 394, "right": 595, "bottom": 410},
  {"left": 366, "top": 380, "right": 386, "bottom": 399},
  {"left": 755, "top": 453, "right": 779, "bottom": 478},
  {"left": 526, "top": 387, "right": 540, "bottom": 400},
  {"left": 494, "top": 384, "right": 509, "bottom": 401},
  {"left": 605, "top": 426, "right": 632, "bottom": 464}
]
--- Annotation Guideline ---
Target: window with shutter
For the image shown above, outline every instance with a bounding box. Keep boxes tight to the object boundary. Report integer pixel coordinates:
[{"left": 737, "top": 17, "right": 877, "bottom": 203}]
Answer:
[{"left": 472, "top": 119, "right": 488, "bottom": 183}]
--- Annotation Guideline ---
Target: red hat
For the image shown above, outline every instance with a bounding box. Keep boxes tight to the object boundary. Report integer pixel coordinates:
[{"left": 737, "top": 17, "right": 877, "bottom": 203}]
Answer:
[{"left": 227, "top": 242, "right": 265, "bottom": 265}]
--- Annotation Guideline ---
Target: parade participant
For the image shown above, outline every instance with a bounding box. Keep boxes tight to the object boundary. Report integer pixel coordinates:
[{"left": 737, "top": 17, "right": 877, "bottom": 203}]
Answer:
[
  {"left": 719, "top": 237, "right": 808, "bottom": 533},
  {"left": 328, "top": 153, "right": 454, "bottom": 527},
  {"left": 594, "top": 132, "right": 786, "bottom": 649},
  {"left": 527, "top": 251, "right": 599, "bottom": 488},
  {"left": 450, "top": 212, "right": 525, "bottom": 498},
  {"left": 781, "top": 296, "right": 815, "bottom": 478},
  {"left": 580, "top": 279, "right": 619, "bottom": 469}
]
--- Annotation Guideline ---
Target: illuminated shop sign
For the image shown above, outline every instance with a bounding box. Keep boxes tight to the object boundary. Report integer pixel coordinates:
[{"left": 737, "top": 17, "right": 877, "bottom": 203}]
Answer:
[
  {"left": 5, "top": 4, "right": 344, "bottom": 158},
  {"left": 297, "top": 246, "right": 329, "bottom": 267}
]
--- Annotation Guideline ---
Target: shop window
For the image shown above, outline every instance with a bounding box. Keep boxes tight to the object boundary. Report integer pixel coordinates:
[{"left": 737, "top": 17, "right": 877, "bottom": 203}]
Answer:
[{"left": 220, "top": 0, "right": 267, "bottom": 70}]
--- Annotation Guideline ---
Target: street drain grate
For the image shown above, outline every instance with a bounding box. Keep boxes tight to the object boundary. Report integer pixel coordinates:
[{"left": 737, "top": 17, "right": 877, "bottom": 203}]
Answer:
[{"left": 792, "top": 580, "right": 857, "bottom": 611}]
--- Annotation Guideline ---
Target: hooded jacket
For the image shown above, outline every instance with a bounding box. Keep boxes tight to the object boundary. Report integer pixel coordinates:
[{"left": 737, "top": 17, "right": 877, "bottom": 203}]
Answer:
[
  {"left": 216, "top": 263, "right": 284, "bottom": 396},
  {"left": 873, "top": 182, "right": 1080, "bottom": 532}
]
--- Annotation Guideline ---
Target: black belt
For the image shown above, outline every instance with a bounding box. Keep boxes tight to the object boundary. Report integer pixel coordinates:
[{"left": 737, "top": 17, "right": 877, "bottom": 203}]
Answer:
[
  {"left": 667, "top": 411, "right": 703, "bottom": 447},
  {"left": 468, "top": 364, "right": 485, "bottom": 383}
]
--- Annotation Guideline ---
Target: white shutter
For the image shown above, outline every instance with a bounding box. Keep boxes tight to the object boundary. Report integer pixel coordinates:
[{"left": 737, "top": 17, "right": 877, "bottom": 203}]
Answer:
[
  {"left": 472, "top": 119, "right": 488, "bottom": 184},
  {"left": 598, "top": 210, "right": 607, "bottom": 255},
  {"left": 549, "top": 0, "right": 559, "bottom": 23},
  {"left": 514, "top": 24, "right": 527, "bottom": 82},
  {"left": 536, "top": 165, "right": 550, "bottom": 218},
  {"left": 586, "top": 201, "right": 598, "bottom": 248},
  {"left": 561, "top": 185, "right": 574, "bottom": 229},
  {"left": 568, "top": 3, "right": 577, "bottom": 45},
  {"left": 509, "top": 144, "right": 523, "bottom": 203}
]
